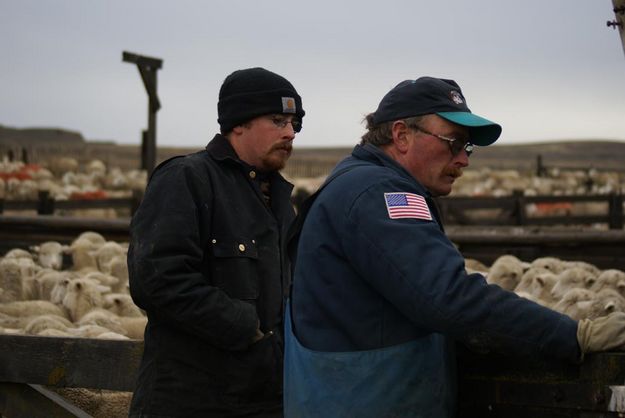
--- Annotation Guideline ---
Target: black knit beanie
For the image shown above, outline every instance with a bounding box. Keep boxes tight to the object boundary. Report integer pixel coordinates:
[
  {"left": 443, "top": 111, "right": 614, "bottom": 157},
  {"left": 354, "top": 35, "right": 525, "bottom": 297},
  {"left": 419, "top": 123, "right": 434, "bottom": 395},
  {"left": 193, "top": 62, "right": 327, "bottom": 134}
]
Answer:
[{"left": 217, "top": 67, "right": 305, "bottom": 133}]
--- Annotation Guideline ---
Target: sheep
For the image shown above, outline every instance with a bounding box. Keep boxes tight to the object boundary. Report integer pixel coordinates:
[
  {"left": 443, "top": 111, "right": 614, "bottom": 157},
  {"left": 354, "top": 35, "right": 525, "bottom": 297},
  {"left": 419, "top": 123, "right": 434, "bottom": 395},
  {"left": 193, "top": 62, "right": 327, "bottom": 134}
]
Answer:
[
  {"left": 588, "top": 288, "right": 625, "bottom": 319},
  {"left": 23, "top": 314, "right": 74, "bottom": 335},
  {"left": 62, "top": 278, "right": 104, "bottom": 321},
  {"left": 590, "top": 269, "right": 625, "bottom": 297},
  {"left": 91, "top": 241, "right": 126, "bottom": 273},
  {"left": 66, "top": 237, "right": 99, "bottom": 271},
  {"left": 103, "top": 293, "right": 143, "bottom": 317},
  {"left": 74, "top": 231, "right": 107, "bottom": 246},
  {"left": 0, "top": 258, "right": 23, "bottom": 302},
  {"left": 464, "top": 258, "right": 489, "bottom": 275},
  {"left": 77, "top": 308, "right": 128, "bottom": 336},
  {"left": 486, "top": 255, "right": 525, "bottom": 291},
  {"left": 3, "top": 248, "right": 33, "bottom": 260},
  {"left": 529, "top": 257, "right": 566, "bottom": 274},
  {"left": 30, "top": 241, "right": 68, "bottom": 270},
  {"left": 551, "top": 288, "right": 596, "bottom": 320},
  {"left": 0, "top": 300, "right": 68, "bottom": 318},
  {"left": 104, "top": 254, "right": 129, "bottom": 291},
  {"left": 550, "top": 267, "right": 599, "bottom": 300},
  {"left": 68, "top": 324, "right": 121, "bottom": 338},
  {"left": 514, "top": 270, "right": 558, "bottom": 307},
  {"left": 117, "top": 316, "right": 147, "bottom": 340},
  {"left": 34, "top": 270, "right": 69, "bottom": 301},
  {"left": 561, "top": 260, "right": 601, "bottom": 277},
  {"left": 82, "top": 271, "right": 120, "bottom": 291}
]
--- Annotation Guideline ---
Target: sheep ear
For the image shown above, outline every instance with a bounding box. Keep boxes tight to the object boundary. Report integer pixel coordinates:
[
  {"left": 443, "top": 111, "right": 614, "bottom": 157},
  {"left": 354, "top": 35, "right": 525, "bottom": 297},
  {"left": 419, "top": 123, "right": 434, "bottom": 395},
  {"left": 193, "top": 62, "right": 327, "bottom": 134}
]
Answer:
[
  {"left": 535, "top": 276, "right": 546, "bottom": 287},
  {"left": 29, "top": 245, "right": 40, "bottom": 253},
  {"left": 521, "top": 261, "right": 531, "bottom": 271},
  {"left": 605, "top": 301, "right": 616, "bottom": 313},
  {"left": 585, "top": 278, "right": 596, "bottom": 287}
]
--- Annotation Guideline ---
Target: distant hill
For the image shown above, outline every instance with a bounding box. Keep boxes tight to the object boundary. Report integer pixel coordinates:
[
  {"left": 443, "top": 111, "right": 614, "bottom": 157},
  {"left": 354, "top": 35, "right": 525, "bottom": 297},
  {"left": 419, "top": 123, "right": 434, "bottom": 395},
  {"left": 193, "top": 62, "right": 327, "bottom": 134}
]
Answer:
[{"left": 1, "top": 125, "right": 624, "bottom": 175}]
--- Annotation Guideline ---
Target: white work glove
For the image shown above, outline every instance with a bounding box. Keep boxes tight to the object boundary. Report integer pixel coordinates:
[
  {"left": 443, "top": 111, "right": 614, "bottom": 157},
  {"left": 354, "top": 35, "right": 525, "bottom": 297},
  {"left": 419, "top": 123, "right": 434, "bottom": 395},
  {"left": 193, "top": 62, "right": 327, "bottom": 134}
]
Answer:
[{"left": 577, "top": 311, "right": 625, "bottom": 354}]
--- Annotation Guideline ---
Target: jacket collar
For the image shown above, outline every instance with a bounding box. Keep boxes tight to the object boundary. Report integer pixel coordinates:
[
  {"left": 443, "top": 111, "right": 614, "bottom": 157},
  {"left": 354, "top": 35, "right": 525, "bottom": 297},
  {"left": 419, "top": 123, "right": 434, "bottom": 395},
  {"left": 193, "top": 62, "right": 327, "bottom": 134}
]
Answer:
[
  {"left": 205, "top": 133, "right": 293, "bottom": 187},
  {"left": 351, "top": 143, "right": 431, "bottom": 197},
  {"left": 205, "top": 133, "right": 240, "bottom": 163}
]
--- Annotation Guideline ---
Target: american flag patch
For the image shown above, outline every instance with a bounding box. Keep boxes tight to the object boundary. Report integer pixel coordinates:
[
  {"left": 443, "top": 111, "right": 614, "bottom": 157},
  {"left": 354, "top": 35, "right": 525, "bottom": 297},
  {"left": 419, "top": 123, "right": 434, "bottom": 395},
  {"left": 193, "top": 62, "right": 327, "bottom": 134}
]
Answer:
[{"left": 384, "top": 192, "right": 432, "bottom": 220}]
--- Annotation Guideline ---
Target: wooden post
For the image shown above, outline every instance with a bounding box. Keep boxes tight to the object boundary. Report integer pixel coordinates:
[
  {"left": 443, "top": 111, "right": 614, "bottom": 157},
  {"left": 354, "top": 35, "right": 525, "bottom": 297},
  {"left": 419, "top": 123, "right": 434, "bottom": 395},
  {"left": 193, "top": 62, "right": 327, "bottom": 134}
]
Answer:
[
  {"left": 512, "top": 189, "right": 526, "bottom": 226},
  {"left": 122, "top": 51, "right": 163, "bottom": 177},
  {"left": 608, "top": 193, "right": 624, "bottom": 229},
  {"left": 36, "top": 191, "right": 54, "bottom": 215}
]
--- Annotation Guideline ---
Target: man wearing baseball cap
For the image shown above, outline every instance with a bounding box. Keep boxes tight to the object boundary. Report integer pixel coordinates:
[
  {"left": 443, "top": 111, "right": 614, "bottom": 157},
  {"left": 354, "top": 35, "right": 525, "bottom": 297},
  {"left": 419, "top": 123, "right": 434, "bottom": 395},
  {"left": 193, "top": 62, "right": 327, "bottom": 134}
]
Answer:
[
  {"left": 285, "top": 76, "right": 625, "bottom": 417},
  {"left": 128, "top": 67, "right": 304, "bottom": 417}
]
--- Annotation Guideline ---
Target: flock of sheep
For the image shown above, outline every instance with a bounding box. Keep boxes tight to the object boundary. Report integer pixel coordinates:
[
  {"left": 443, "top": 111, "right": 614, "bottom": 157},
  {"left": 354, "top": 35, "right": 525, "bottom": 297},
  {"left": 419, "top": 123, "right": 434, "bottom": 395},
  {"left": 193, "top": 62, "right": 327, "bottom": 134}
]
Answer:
[
  {"left": 469, "top": 255, "right": 625, "bottom": 321},
  {"left": 1, "top": 156, "right": 625, "bottom": 416},
  {"left": 0, "top": 157, "right": 147, "bottom": 217},
  {"left": 0, "top": 231, "right": 146, "bottom": 340}
]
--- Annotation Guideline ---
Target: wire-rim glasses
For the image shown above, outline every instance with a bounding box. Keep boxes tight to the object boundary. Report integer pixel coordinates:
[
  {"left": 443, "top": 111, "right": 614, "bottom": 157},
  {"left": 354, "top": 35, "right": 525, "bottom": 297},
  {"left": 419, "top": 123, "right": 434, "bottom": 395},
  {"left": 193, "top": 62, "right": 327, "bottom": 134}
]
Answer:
[{"left": 414, "top": 127, "right": 473, "bottom": 157}]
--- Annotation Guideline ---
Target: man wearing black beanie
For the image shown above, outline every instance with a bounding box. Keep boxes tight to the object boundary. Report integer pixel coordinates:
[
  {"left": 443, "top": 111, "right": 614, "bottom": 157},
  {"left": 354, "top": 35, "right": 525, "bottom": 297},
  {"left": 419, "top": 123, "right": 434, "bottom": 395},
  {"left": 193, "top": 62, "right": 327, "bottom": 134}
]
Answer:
[{"left": 128, "top": 67, "right": 304, "bottom": 417}]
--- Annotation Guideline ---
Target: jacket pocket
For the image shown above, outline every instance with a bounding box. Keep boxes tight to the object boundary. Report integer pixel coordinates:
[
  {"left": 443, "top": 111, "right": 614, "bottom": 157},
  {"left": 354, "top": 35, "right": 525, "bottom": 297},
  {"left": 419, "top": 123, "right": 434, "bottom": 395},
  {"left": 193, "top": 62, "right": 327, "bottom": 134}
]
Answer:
[{"left": 209, "top": 237, "right": 259, "bottom": 300}]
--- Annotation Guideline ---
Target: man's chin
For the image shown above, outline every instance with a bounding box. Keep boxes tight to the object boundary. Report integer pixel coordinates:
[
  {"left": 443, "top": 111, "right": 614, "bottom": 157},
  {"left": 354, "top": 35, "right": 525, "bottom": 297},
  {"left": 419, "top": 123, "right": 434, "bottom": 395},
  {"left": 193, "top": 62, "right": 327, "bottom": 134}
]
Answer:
[{"left": 261, "top": 154, "right": 289, "bottom": 172}]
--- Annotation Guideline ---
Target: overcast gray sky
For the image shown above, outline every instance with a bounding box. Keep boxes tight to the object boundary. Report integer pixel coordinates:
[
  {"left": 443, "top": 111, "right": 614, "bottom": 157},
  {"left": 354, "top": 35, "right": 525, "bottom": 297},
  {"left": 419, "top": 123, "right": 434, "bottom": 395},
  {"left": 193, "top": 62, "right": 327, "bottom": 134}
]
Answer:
[{"left": 2, "top": 0, "right": 624, "bottom": 149}]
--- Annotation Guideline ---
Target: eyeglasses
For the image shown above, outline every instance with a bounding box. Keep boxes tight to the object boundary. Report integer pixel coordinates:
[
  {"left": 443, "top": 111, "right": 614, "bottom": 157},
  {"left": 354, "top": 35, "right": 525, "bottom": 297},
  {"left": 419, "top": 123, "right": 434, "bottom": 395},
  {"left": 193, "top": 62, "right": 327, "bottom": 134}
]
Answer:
[
  {"left": 268, "top": 115, "right": 302, "bottom": 133},
  {"left": 414, "top": 127, "right": 474, "bottom": 157}
]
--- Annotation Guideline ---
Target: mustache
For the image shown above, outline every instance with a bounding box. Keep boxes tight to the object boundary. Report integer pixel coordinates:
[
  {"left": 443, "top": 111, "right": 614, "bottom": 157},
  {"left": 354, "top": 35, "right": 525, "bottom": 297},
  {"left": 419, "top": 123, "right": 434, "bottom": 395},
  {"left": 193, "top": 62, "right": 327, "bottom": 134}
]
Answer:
[
  {"left": 443, "top": 167, "right": 463, "bottom": 178},
  {"left": 271, "top": 142, "right": 293, "bottom": 153}
]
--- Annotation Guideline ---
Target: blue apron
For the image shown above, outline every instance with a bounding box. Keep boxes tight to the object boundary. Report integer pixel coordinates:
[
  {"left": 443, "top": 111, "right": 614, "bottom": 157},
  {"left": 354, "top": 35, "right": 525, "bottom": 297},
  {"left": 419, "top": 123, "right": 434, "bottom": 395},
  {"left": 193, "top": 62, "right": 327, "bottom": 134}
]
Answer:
[{"left": 284, "top": 302, "right": 457, "bottom": 418}]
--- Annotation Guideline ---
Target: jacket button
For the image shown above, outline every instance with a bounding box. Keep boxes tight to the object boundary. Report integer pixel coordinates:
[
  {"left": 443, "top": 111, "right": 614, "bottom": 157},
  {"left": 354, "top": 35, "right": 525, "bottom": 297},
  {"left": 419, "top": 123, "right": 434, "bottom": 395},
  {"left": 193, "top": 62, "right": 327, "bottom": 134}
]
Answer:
[
  {"left": 211, "top": 239, "right": 217, "bottom": 244},
  {"left": 238, "top": 243, "right": 246, "bottom": 252},
  {"left": 249, "top": 171, "right": 256, "bottom": 179}
]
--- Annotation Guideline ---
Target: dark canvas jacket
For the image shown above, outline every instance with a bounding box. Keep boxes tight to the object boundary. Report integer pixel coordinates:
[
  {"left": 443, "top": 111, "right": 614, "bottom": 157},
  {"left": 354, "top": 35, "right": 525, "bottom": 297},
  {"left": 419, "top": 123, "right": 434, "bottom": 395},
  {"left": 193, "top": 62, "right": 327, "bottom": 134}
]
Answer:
[{"left": 128, "top": 134, "right": 295, "bottom": 417}]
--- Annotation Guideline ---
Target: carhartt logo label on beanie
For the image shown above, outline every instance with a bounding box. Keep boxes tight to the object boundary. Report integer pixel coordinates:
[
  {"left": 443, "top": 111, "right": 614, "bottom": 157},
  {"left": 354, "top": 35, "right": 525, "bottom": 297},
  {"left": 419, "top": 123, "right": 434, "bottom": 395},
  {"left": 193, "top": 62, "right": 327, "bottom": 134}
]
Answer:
[
  {"left": 282, "top": 97, "right": 296, "bottom": 113},
  {"left": 217, "top": 67, "right": 305, "bottom": 133}
]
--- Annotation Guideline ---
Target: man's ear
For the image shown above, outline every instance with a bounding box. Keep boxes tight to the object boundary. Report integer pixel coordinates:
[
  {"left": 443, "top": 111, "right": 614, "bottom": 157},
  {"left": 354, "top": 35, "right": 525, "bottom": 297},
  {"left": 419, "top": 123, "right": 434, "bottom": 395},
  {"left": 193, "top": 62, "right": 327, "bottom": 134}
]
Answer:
[{"left": 391, "top": 121, "right": 410, "bottom": 153}]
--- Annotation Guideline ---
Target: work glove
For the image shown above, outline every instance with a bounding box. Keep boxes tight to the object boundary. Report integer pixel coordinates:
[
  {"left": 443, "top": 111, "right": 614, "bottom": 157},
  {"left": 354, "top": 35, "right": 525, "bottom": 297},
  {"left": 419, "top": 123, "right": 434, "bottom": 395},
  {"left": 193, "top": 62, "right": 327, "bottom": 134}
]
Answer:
[{"left": 577, "top": 311, "right": 625, "bottom": 354}]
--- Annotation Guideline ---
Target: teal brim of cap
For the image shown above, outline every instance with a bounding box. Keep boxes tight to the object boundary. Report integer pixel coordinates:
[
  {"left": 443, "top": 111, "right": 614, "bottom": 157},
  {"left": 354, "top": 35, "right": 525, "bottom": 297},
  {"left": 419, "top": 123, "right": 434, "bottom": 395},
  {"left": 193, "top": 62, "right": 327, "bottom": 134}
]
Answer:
[{"left": 437, "top": 111, "right": 502, "bottom": 146}]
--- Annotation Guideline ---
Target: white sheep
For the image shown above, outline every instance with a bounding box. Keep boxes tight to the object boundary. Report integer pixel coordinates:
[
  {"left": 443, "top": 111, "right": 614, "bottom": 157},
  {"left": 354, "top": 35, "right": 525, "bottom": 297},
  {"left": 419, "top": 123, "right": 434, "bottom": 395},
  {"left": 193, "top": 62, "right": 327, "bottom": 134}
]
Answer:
[
  {"left": 0, "top": 258, "right": 23, "bottom": 302},
  {"left": 3, "top": 248, "right": 33, "bottom": 260},
  {"left": 23, "top": 314, "right": 74, "bottom": 335},
  {"left": 103, "top": 293, "right": 143, "bottom": 317},
  {"left": 30, "top": 241, "right": 68, "bottom": 270},
  {"left": 550, "top": 267, "right": 599, "bottom": 300},
  {"left": 62, "top": 278, "right": 104, "bottom": 321},
  {"left": 529, "top": 257, "right": 566, "bottom": 274},
  {"left": 486, "top": 255, "right": 525, "bottom": 291},
  {"left": 514, "top": 269, "right": 558, "bottom": 307},
  {"left": 588, "top": 288, "right": 625, "bottom": 319},
  {"left": 66, "top": 237, "right": 99, "bottom": 271},
  {"left": 551, "top": 288, "right": 596, "bottom": 320},
  {"left": 91, "top": 241, "right": 126, "bottom": 273},
  {"left": 0, "top": 300, "right": 68, "bottom": 318},
  {"left": 590, "top": 269, "right": 625, "bottom": 297}
]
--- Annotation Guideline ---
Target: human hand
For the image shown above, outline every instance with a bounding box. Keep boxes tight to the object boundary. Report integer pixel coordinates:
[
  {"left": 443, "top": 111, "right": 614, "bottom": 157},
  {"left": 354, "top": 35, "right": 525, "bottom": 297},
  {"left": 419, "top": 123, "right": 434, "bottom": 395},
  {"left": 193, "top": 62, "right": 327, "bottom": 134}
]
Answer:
[
  {"left": 250, "top": 320, "right": 264, "bottom": 344},
  {"left": 577, "top": 311, "right": 625, "bottom": 354}
]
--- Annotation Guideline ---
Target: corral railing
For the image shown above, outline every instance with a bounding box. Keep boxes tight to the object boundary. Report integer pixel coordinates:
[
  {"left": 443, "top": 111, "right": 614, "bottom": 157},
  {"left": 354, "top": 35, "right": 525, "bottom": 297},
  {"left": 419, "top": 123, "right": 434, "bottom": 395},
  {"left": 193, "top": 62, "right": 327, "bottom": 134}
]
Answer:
[
  {"left": 1, "top": 334, "right": 625, "bottom": 417},
  {"left": 0, "top": 191, "right": 143, "bottom": 217},
  {"left": 1, "top": 192, "right": 623, "bottom": 231},
  {"left": 436, "top": 192, "right": 624, "bottom": 230}
]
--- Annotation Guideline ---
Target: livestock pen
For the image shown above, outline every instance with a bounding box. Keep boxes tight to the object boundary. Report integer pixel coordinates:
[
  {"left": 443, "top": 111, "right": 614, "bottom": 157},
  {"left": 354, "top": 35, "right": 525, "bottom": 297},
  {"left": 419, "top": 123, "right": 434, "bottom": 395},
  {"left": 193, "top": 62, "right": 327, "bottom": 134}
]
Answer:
[{"left": 1, "top": 334, "right": 625, "bottom": 417}]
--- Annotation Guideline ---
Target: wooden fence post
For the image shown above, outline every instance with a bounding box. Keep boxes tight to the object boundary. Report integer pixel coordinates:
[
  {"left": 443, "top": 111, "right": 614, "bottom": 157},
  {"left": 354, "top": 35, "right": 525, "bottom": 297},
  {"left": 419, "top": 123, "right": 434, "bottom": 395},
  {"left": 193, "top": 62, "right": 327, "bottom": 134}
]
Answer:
[
  {"left": 36, "top": 191, "right": 54, "bottom": 215},
  {"left": 512, "top": 189, "right": 526, "bottom": 226},
  {"left": 608, "top": 193, "right": 624, "bottom": 229}
]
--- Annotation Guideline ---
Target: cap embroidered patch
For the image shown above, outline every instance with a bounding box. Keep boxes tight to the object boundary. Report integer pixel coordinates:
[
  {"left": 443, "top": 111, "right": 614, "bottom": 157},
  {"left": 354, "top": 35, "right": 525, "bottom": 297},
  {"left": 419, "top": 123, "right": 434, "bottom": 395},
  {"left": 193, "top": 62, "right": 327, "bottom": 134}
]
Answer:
[
  {"left": 384, "top": 192, "right": 432, "bottom": 220},
  {"left": 282, "top": 97, "right": 296, "bottom": 113},
  {"left": 449, "top": 90, "right": 464, "bottom": 105}
]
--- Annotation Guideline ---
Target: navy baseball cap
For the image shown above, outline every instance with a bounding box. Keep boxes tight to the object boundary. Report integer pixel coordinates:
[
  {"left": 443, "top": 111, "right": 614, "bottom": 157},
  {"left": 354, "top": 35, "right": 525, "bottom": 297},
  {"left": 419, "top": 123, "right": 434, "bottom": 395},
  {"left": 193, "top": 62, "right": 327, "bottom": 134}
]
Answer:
[{"left": 372, "top": 77, "right": 502, "bottom": 146}]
